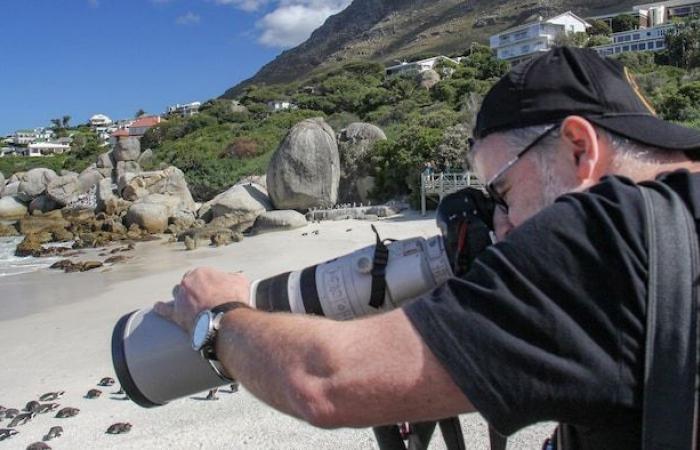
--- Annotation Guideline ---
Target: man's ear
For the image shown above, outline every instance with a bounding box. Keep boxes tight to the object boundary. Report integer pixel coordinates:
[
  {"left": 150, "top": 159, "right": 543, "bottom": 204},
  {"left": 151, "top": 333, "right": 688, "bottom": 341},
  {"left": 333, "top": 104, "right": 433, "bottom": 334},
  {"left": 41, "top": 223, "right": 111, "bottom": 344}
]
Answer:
[{"left": 560, "top": 116, "right": 601, "bottom": 183}]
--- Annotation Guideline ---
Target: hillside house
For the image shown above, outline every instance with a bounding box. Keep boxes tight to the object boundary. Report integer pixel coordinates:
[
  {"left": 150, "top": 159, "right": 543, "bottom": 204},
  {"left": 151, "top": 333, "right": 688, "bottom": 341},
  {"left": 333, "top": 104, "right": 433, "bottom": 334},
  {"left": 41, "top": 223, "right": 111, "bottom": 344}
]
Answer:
[
  {"left": 490, "top": 12, "right": 591, "bottom": 65},
  {"left": 589, "top": 0, "right": 700, "bottom": 30},
  {"left": 90, "top": 114, "right": 113, "bottom": 128},
  {"left": 385, "top": 56, "right": 460, "bottom": 77},
  {"left": 267, "top": 100, "right": 297, "bottom": 112},
  {"left": 128, "top": 116, "right": 161, "bottom": 138},
  {"left": 593, "top": 23, "right": 675, "bottom": 56},
  {"left": 21, "top": 142, "right": 70, "bottom": 157},
  {"left": 167, "top": 102, "right": 201, "bottom": 118}
]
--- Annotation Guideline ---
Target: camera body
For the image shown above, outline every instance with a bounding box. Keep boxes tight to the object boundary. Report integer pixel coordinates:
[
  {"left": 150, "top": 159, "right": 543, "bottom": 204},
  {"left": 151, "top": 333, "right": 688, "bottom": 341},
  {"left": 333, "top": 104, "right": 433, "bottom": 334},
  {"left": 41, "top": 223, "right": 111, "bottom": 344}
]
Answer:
[{"left": 112, "top": 188, "right": 494, "bottom": 407}]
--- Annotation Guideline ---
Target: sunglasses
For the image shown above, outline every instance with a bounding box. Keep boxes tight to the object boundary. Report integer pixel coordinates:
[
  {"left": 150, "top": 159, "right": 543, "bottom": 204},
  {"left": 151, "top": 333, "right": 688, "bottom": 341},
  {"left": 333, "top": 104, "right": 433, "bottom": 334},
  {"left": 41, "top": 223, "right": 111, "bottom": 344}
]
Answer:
[{"left": 472, "top": 123, "right": 560, "bottom": 214}]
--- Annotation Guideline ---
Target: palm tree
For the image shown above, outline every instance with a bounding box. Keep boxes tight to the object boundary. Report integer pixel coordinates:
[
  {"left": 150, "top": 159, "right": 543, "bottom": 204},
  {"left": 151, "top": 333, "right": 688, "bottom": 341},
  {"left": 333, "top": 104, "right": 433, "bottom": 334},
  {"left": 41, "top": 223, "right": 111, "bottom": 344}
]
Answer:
[
  {"left": 50, "top": 118, "right": 62, "bottom": 131},
  {"left": 61, "top": 115, "right": 71, "bottom": 129}
]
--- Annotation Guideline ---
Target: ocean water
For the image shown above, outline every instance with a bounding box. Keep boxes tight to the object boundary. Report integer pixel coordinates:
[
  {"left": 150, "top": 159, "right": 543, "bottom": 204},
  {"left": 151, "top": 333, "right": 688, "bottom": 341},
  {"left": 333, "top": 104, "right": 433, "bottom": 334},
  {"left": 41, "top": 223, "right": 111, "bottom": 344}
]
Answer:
[{"left": 0, "top": 237, "right": 67, "bottom": 278}]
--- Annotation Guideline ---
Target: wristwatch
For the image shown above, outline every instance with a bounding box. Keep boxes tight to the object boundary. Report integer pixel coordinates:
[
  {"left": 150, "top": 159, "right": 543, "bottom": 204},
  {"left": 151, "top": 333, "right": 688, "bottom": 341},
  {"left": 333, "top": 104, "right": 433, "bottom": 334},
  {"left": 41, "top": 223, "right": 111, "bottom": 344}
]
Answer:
[{"left": 191, "top": 302, "right": 249, "bottom": 380}]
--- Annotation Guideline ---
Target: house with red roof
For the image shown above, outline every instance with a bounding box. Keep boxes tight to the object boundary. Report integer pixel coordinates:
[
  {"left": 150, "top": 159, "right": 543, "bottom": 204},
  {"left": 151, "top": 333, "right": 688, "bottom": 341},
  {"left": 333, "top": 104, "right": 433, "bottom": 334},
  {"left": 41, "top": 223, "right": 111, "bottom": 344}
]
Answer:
[{"left": 128, "top": 116, "right": 162, "bottom": 138}]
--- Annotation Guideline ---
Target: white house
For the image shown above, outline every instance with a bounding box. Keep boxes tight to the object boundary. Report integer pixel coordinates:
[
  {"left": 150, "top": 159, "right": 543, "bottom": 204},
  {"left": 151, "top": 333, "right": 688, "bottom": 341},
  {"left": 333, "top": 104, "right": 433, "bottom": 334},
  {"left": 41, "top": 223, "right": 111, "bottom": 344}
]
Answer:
[
  {"left": 385, "top": 56, "right": 460, "bottom": 77},
  {"left": 22, "top": 142, "right": 70, "bottom": 157},
  {"left": 90, "top": 114, "right": 113, "bottom": 128},
  {"left": 167, "top": 102, "right": 201, "bottom": 118},
  {"left": 593, "top": 23, "right": 676, "bottom": 56},
  {"left": 634, "top": 0, "right": 700, "bottom": 25},
  {"left": 266, "top": 100, "right": 297, "bottom": 112},
  {"left": 490, "top": 12, "right": 591, "bottom": 64}
]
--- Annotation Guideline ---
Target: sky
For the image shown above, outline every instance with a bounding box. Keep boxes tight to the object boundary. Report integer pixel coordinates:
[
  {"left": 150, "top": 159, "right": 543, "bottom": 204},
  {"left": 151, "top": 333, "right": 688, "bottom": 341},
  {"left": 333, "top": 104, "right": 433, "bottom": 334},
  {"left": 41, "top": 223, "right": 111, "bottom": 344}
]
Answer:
[{"left": 0, "top": 0, "right": 352, "bottom": 135}]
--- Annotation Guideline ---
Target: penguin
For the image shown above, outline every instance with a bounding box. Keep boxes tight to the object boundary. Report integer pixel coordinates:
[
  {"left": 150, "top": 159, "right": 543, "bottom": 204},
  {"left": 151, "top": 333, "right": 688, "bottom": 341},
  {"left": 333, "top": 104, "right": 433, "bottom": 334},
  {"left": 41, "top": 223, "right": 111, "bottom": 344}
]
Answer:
[
  {"left": 106, "top": 423, "right": 132, "bottom": 434},
  {"left": 36, "top": 403, "right": 60, "bottom": 414},
  {"left": 43, "top": 426, "right": 63, "bottom": 441},
  {"left": 55, "top": 407, "right": 79, "bottom": 419},
  {"left": 26, "top": 442, "right": 51, "bottom": 450},
  {"left": 3, "top": 409, "right": 19, "bottom": 419},
  {"left": 39, "top": 392, "right": 64, "bottom": 402},
  {"left": 8, "top": 412, "right": 35, "bottom": 427},
  {"left": 205, "top": 388, "right": 219, "bottom": 401},
  {"left": 0, "top": 428, "right": 19, "bottom": 441},
  {"left": 24, "top": 401, "right": 40, "bottom": 413},
  {"left": 98, "top": 377, "right": 115, "bottom": 387},
  {"left": 85, "top": 389, "right": 102, "bottom": 399}
]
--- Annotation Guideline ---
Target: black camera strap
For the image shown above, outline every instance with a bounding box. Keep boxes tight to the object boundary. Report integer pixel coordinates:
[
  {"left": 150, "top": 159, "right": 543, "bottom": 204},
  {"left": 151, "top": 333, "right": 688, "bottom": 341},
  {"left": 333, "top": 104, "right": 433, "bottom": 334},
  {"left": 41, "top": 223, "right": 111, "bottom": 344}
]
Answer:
[
  {"left": 369, "top": 225, "right": 394, "bottom": 309},
  {"left": 639, "top": 182, "right": 699, "bottom": 450}
]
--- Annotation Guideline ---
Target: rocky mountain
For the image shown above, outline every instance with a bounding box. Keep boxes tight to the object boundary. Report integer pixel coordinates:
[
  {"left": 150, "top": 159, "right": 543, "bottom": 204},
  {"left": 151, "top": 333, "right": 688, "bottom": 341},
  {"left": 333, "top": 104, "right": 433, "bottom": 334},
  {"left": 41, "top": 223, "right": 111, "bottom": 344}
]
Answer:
[{"left": 222, "top": 0, "right": 637, "bottom": 98}]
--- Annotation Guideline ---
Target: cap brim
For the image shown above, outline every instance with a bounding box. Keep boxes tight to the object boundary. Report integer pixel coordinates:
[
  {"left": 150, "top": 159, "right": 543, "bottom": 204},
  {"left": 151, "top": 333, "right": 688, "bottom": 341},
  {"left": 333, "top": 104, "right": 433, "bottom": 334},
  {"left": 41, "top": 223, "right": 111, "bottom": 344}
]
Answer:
[{"left": 587, "top": 114, "right": 700, "bottom": 152}]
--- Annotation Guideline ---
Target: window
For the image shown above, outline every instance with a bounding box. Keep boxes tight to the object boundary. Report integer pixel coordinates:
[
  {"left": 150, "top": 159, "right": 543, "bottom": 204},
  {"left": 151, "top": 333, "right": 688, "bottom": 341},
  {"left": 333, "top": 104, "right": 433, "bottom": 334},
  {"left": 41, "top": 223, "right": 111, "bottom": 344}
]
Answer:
[
  {"left": 632, "top": 44, "right": 639, "bottom": 50},
  {"left": 514, "top": 30, "right": 528, "bottom": 40},
  {"left": 639, "top": 43, "right": 646, "bottom": 50},
  {"left": 633, "top": 33, "right": 640, "bottom": 40},
  {"left": 615, "top": 46, "right": 622, "bottom": 53},
  {"left": 656, "top": 40, "right": 664, "bottom": 48},
  {"left": 623, "top": 45, "right": 630, "bottom": 51},
  {"left": 623, "top": 35, "right": 632, "bottom": 42}
]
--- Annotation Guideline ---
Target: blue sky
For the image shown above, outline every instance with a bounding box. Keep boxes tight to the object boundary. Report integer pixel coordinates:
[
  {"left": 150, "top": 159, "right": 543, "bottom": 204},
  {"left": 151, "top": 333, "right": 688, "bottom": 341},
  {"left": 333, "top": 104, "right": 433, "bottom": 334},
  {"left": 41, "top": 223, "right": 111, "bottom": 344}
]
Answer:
[{"left": 0, "top": 0, "right": 351, "bottom": 135}]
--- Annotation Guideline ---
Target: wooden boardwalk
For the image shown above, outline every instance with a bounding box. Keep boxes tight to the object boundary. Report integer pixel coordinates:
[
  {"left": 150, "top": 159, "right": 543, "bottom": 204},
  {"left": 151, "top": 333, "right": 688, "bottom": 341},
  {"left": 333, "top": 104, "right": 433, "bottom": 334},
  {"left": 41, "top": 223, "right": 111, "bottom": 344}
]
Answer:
[{"left": 420, "top": 172, "right": 482, "bottom": 215}]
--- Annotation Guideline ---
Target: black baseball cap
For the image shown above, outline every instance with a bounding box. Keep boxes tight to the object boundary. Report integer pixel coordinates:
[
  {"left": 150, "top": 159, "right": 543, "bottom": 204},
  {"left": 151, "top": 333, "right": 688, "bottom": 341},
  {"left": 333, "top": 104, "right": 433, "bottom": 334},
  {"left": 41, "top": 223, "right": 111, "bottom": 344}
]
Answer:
[{"left": 474, "top": 46, "right": 700, "bottom": 151}]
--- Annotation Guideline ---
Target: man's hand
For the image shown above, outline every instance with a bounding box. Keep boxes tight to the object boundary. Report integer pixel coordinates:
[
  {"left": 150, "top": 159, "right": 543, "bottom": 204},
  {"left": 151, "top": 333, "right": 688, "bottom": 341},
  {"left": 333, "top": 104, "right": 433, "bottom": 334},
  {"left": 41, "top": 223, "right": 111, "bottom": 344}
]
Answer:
[{"left": 154, "top": 267, "right": 250, "bottom": 335}]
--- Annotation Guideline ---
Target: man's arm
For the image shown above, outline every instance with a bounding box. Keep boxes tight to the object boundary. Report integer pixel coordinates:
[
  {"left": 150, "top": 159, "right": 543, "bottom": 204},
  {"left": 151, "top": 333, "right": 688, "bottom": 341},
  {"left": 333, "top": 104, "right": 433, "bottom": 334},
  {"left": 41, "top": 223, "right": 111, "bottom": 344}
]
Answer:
[{"left": 216, "top": 306, "right": 475, "bottom": 428}]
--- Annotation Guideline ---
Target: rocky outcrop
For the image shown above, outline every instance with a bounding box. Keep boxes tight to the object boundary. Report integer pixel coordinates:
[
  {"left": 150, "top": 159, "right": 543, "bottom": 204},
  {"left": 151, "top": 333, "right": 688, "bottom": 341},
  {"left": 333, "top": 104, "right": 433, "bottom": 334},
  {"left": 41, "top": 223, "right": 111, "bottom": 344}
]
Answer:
[
  {"left": 29, "top": 195, "right": 60, "bottom": 214},
  {"left": 17, "top": 168, "right": 58, "bottom": 202},
  {"left": 115, "top": 161, "right": 142, "bottom": 181},
  {"left": 47, "top": 175, "right": 83, "bottom": 206},
  {"left": 125, "top": 203, "right": 169, "bottom": 234},
  {"left": 17, "top": 211, "right": 69, "bottom": 235},
  {"left": 120, "top": 167, "right": 195, "bottom": 212},
  {"left": 1, "top": 182, "right": 19, "bottom": 198},
  {"left": 96, "top": 151, "right": 115, "bottom": 169},
  {"left": 417, "top": 69, "right": 441, "bottom": 89},
  {"left": 78, "top": 167, "right": 106, "bottom": 192},
  {"left": 0, "top": 222, "right": 18, "bottom": 237},
  {"left": 96, "top": 178, "right": 131, "bottom": 216},
  {"left": 337, "top": 122, "right": 386, "bottom": 203},
  {"left": 137, "top": 149, "right": 154, "bottom": 166},
  {"left": 198, "top": 183, "right": 270, "bottom": 229},
  {"left": 0, "top": 196, "right": 28, "bottom": 220},
  {"left": 266, "top": 118, "right": 340, "bottom": 210},
  {"left": 253, "top": 210, "right": 308, "bottom": 234},
  {"left": 113, "top": 137, "right": 141, "bottom": 162}
]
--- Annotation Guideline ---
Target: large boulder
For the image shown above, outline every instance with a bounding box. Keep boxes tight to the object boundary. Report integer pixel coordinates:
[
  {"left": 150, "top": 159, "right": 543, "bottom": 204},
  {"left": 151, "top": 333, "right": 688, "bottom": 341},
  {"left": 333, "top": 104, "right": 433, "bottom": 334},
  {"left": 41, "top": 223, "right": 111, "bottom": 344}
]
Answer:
[
  {"left": 2, "top": 182, "right": 19, "bottom": 198},
  {"left": 29, "top": 195, "right": 61, "bottom": 214},
  {"left": 115, "top": 161, "right": 142, "bottom": 181},
  {"left": 47, "top": 175, "right": 83, "bottom": 206},
  {"left": 337, "top": 122, "right": 387, "bottom": 203},
  {"left": 252, "top": 210, "right": 307, "bottom": 234},
  {"left": 113, "top": 137, "right": 141, "bottom": 162},
  {"left": 198, "top": 183, "right": 270, "bottom": 228},
  {"left": 266, "top": 118, "right": 340, "bottom": 210},
  {"left": 137, "top": 148, "right": 154, "bottom": 167},
  {"left": 120, "top": 167, "right": 196, "bottom": 212},
  {"left": 18, "top": 211, "right": 69, "bottom": 235},
  {"left": 125, "top": 203, "right": 168, "bottom": 234},
  {"left": 97, "top": 178, "right": 131, "bottom": 216},
  {"left": 78, "top": 167, "right": 106, "bottom": 192},
  {"left": 17, "top": 168, "right": 58, "bottom": 202},
  {"left": 417, "top": 69, "right": 441, "bottom": 90},
  {"left": 96, "top": 151, "right": 115, "bottom": 169},
  {"left": 0, "top": 196, "right": 28, "bottom": 220}
]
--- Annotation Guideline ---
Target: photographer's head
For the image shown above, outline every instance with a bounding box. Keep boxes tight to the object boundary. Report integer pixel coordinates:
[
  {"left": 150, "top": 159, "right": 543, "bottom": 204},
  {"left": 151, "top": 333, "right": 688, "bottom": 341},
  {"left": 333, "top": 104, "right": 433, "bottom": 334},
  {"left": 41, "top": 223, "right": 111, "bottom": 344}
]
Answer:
[{"left": 469, "top": 47, "right": 700, "bottom": 239}]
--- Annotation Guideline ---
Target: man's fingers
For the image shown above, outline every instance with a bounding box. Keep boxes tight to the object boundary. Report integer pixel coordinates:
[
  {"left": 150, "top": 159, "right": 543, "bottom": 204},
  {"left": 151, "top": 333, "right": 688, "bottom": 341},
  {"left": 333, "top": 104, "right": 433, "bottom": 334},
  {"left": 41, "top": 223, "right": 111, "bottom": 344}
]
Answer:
[{"left": 154, "top": 301, "right": 175, "bottom": 319}]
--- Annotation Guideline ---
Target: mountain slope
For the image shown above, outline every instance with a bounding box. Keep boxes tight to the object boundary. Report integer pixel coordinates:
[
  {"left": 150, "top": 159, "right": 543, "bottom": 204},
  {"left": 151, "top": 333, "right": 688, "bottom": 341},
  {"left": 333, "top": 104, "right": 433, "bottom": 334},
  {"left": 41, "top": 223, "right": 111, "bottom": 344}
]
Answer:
[{"left": 222, "top": 0, "right": 637, "bottom": 98}]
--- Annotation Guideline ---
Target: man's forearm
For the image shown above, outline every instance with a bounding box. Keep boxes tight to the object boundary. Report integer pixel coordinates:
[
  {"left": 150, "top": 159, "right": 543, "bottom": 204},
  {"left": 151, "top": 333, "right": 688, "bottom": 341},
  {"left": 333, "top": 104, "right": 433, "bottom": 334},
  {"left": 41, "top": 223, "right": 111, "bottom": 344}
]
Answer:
[
  {"left": 215, "top": 308, "right": 336, "bottom": 425},
  {"left": 214, "top": 306, "right": 474, "bottom": 428}
]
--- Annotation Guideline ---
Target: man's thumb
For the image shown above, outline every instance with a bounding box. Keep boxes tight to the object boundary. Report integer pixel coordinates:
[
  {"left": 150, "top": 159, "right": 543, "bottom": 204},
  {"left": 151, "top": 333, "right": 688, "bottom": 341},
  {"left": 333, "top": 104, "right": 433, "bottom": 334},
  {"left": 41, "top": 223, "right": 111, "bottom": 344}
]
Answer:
[{"left": 154, "top": 301, "right": 175, "bottom": 320}]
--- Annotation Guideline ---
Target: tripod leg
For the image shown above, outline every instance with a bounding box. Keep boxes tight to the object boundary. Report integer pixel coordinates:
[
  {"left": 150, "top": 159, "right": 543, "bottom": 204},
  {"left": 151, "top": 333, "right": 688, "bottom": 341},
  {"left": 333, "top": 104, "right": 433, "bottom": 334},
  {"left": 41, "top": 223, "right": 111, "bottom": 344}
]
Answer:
[
  {"left": 488, "top": 425, "right": 508, "bottom": 450},
  {"left": 407, "top": 422, "right": 437, "bottom": 450},
  {"left": 373, "top": 425, "right": 407, "bottom": 450},
  {"left": 438, "top": 417, "right": 466, "bottom": 450}
]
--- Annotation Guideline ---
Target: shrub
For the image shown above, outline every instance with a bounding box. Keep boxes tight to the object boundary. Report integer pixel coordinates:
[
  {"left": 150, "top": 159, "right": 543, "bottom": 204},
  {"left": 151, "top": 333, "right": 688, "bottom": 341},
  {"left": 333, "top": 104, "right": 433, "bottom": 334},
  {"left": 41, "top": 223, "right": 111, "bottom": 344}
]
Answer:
[{"left": 223, "top": 138, "right": 260, "bottom": 159}]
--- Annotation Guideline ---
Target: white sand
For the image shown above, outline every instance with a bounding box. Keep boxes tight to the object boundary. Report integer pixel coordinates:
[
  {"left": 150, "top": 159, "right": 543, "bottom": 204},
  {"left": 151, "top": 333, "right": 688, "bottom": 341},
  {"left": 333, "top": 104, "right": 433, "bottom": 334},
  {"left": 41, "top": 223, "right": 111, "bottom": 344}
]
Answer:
[{"left": 0, "top": 213, "right": 552, "bottom": 449}]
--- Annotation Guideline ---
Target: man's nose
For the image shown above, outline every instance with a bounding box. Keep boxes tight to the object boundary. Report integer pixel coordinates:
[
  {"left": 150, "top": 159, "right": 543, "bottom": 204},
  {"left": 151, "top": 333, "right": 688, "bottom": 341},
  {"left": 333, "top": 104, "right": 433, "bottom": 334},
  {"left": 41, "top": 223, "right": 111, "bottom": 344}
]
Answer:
[{"left": 493, "top": 208, "right": 513, "bottom": 241}]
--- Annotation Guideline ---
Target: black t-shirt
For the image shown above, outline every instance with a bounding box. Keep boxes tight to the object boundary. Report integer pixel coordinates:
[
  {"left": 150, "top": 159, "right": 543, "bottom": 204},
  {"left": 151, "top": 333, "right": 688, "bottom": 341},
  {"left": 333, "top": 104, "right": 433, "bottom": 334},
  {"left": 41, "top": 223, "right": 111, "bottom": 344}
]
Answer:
[{"left": 404, "top": 170, "right": 700, "bottom": 450}]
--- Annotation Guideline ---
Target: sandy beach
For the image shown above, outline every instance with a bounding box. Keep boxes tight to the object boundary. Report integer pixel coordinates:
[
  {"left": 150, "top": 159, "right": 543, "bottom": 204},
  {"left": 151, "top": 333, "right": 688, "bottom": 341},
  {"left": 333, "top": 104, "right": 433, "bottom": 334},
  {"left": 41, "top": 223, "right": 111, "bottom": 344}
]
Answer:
[{"left": 0, "top": 213, "right": 552, "bottom": 449}]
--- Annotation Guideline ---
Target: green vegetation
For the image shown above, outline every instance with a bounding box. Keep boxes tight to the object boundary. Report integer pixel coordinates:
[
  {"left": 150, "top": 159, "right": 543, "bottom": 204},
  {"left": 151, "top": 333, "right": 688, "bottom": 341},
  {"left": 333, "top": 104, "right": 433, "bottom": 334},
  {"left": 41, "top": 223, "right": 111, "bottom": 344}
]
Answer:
[{"left": 3, "top": 35, "right": 700, "bottom": 206}]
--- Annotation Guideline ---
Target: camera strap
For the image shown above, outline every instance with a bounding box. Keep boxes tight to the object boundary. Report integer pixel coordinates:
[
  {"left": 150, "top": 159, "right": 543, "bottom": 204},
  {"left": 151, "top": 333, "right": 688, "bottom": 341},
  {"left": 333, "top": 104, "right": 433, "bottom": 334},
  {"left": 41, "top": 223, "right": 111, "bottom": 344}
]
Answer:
[
  {"left": 639, "top": 182, "right": 699, "bottom": 450},
  {"left": 369, "top": 225, "right": 394, "bottom": 309}
]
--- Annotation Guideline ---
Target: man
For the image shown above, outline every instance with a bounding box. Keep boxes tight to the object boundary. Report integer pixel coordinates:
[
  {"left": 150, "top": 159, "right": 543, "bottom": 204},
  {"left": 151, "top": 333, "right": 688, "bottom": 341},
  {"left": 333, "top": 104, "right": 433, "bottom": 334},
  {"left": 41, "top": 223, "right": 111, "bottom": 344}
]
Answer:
[{"left": 155, "top": 47, "right": 700, "bottom": 449}]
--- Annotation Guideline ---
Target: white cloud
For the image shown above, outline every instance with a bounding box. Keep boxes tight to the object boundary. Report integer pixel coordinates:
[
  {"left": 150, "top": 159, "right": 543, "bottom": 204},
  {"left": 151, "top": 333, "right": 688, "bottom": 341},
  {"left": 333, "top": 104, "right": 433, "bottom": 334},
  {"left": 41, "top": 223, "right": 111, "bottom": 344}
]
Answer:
[
  {"left": 213, "top": 0, "right": 270, "bottom": 12},
  {"left": 256, "top": 0, "right": 351, "bottom": 48},
  {"left": 176, "top": 11, "right": 201, "bottom": 25}
]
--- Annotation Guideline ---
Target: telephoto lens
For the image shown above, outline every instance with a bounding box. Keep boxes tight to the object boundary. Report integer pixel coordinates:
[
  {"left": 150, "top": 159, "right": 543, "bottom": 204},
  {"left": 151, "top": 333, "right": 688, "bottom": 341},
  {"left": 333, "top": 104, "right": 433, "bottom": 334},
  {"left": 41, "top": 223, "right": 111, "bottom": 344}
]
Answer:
[{"left": 250, "top": 233, "right": 452, "bottom": 320}]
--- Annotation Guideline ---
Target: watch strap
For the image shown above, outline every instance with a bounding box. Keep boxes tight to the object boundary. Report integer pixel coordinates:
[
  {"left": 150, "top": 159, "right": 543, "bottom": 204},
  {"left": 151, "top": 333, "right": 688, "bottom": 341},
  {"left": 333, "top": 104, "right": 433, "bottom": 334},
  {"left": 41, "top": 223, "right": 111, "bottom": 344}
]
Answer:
[{"left": 202, "top": 302, "right": 251, "bottom": 361}]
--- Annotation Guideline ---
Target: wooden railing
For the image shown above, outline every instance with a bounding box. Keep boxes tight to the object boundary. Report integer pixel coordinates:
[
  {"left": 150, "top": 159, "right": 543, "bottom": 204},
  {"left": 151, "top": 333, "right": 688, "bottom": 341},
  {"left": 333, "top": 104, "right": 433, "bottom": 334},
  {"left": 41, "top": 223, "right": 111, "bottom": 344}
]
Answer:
[{"left": 420, "top": 171, "right": 482, "bottom": 215}]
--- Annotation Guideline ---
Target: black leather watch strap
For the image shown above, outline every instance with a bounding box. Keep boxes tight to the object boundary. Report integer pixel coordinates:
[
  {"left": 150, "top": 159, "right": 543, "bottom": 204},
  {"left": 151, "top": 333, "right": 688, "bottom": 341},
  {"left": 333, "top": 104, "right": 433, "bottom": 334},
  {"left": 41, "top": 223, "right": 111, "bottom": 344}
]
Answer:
[{"left": 204, "top": 302, "right": 251, "bottom": 361}]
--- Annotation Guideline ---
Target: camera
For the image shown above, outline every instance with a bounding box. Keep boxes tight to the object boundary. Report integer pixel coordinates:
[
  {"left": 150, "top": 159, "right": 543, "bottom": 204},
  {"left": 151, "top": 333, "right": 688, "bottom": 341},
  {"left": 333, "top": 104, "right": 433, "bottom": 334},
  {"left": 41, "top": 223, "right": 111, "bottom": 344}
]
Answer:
[{"left": 111, "top": 188, "right": 494, "bottom": 408}]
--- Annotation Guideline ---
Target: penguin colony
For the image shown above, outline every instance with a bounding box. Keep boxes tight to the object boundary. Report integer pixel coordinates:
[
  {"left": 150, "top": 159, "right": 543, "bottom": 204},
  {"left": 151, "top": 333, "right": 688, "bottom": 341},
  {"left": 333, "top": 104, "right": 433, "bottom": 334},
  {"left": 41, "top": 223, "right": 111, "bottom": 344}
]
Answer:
[{"left": 0, "top": 377, "right": 240, "bottom": 449}]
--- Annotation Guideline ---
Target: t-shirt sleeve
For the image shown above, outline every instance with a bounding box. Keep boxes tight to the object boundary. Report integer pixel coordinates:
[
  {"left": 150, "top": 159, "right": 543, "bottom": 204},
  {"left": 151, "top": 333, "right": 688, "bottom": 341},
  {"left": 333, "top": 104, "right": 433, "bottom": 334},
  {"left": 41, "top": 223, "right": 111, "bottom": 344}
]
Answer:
[{"left": 404, "top": 178, "right": 648, "bottom": 435}]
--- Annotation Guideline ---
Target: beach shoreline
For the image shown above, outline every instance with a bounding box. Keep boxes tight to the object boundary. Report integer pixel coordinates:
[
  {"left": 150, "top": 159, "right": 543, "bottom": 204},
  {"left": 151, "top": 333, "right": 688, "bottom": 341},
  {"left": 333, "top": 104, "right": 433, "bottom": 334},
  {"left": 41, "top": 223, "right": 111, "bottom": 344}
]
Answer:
[{"left": 0, "top": 213, "right": 552, "bottom": 449}]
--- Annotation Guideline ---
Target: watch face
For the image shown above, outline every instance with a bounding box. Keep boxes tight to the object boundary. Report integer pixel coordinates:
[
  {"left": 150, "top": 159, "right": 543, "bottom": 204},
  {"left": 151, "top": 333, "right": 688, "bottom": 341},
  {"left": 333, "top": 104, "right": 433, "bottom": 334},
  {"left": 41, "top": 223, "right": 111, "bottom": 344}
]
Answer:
[{"left": 192, "top": 311, "right": 212, "bottom": 351}]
